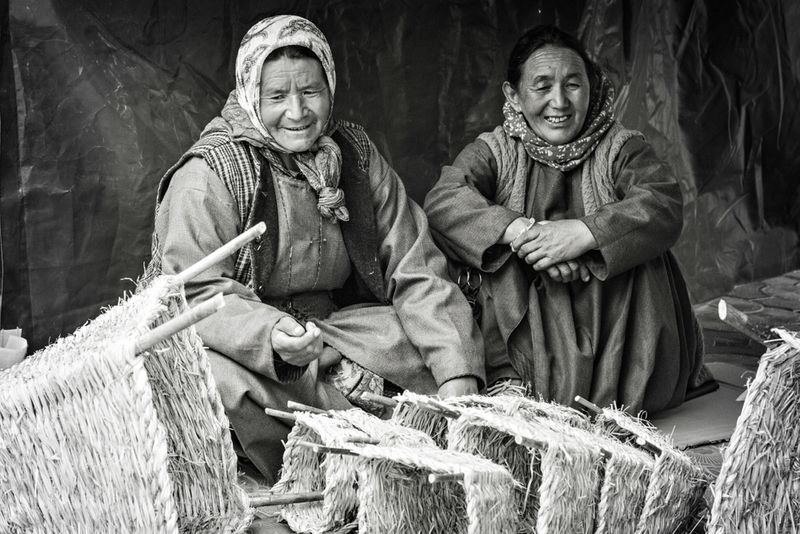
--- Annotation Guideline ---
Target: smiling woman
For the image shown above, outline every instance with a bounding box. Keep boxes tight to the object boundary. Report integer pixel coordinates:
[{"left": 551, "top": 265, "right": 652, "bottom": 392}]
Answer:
[
  {"left": 424, "top": 25, "right": 711, "bottom": 416},
  {"left": 258, "top": 47, "right": 331, "bottom": 156},
  {"left": 143, "top": 15, "right": 485, "bottom": 483}
]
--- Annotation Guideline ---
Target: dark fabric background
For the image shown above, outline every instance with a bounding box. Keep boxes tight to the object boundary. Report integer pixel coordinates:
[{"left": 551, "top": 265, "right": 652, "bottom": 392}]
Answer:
[{"left": 1, "top": 0, "right": 798, "bottom": 350}]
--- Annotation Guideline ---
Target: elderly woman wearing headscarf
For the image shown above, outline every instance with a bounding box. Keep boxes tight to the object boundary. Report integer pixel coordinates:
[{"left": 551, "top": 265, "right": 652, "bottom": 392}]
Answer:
[
  {"left": 424, "top": 25, "right": 711, "bottom": 416},
  {"left": 147, "top": 15, "right": 484, "bottom": 482}
]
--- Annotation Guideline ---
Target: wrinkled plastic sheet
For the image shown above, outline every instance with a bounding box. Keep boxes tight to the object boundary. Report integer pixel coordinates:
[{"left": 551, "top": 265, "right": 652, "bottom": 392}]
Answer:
[{"left": 1, "top": 0, "right": 798, "bottom": 350}]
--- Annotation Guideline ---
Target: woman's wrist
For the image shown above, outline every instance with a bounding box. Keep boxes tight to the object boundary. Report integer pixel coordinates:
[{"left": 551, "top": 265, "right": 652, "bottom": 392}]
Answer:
[{"left": 500, "top": 217, "right": 535, "bottom": 245}]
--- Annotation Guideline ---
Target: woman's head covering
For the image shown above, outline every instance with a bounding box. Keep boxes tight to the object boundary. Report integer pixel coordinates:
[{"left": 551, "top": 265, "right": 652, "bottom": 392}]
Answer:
[
  {"left": 227, "top": 15, "right": 348, "bottom": 222},
  {"left": 502, "top": 72, "right": 617, "bottom": 172},
  {"left": 235, "top": 16, "right": 336, "bottom": 140}
]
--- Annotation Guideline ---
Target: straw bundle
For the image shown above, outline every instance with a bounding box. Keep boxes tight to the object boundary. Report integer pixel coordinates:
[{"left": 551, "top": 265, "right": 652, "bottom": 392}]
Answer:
[
  {"left": 391, "top": 391, "right": 452, "bottom": 447},
  {"left": 453, "top": 393, "right": 591, "bottom": 430},
  {"left": 707, "top": 329, "right": 800, "bottom": 533},
  {"left": 354, "top": 444, "right": 518, "bottom": 534},
  {"left": 272, "top": 408, "right": 435, "bottom": 533},
  {"left": 0, "top": 276, "right": 252, "bottom": 533},
  {"left": 591, "top": 437, "right": 654, "bottom": 534},
  {"left": 0, "top": 337, "right": 177, "bottom": 533},
  {"left": 595, "top": 408, "right": 705, "bottom": 534},
  {"left": 448, "top": 406, "right": 603, "bottom": 534}
]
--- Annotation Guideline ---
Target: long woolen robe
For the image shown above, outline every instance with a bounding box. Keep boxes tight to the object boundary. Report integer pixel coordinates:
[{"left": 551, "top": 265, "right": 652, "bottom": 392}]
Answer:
[
  {"left": 424, "top": 135, "right": 705, "bottom": 415},
  {"left": 152, "top": 122, "right": 484, "bottom": 481}
]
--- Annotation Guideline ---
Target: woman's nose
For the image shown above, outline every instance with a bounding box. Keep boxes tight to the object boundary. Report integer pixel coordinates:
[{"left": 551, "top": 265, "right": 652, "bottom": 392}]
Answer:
[
  {"left": 285, "top": 95, "right": 307, "bottom": 119},
  {"left": 550, "top": 87, "right": 568, "bottom": 108}
]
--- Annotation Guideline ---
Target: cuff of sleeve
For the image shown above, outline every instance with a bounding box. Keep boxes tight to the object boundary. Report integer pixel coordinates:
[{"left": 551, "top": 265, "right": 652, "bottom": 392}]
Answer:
[
  {"left": 579, "top": 215, "right": 610, "bottom": 281},
  {"left": 480, "top": 209, "right": 522, "bottom": 271},
  {"left": 273, "top": 353, "right": 308, "bottom": 383},
  {"left": 437, "top": 373, "right": 486, "bottom": 392},
  {"left": 486, "top": 365, "right": 520, "bottom": 389}
]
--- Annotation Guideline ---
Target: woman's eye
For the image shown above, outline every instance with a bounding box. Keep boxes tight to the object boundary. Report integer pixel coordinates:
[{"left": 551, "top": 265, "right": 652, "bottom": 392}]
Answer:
[
  {"left": 303, "top": 90, "right": 320, "bottom": 97},
  {"left": 567, "top": 83, "right": 582, "bottom": 90},
  {"left": 263, "top": 94, "right": 285, "bottom": 102}
]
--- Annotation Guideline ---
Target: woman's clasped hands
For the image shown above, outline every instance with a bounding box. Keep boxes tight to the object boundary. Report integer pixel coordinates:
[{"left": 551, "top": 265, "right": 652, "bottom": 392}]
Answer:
[{"left": 506, "top": 217, "right": 597, "bottom": 283}]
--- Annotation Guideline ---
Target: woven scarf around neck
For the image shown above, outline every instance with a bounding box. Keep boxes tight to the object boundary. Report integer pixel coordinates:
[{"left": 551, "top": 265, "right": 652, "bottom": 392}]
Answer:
[
  {"left": 233, "top": 15, "right": 349, "bottom": 222},
  {"left": 482, "top": 73, "right": 643, "bottom": 215}
]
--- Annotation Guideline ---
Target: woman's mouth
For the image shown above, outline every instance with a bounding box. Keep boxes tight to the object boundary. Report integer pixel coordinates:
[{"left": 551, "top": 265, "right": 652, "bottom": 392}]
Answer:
[
  {"left": 544, "top": 115, "right": 571, "bottom": 125},
  {"left": 283, "top": 124, "right": 312, "bottom": 132}
]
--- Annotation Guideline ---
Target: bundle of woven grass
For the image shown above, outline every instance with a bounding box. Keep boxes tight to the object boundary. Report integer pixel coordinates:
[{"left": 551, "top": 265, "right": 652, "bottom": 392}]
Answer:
[
  {"left": 390, "top": 391, "right": 453, "bottom": 447},
  {"left": 353, "top": 444, "right": 518, "bottom": 534},
  {"left": 272, "top": 408, "right": 435, "bottom": 533},
  {"left": 707, "top": 329, "right": 800, "bottom": 533},
  {"left": 0, "top": 276, "right": 252, "bottom": 533},
  {"left": 596, "top": 407, "right": 705, "bottom": 534},
  {"left": 448, "top": 406, "right": 604, "bottom": 534},
  {"left": 453, "top": 393, "right": 591, "bottom": 430}
]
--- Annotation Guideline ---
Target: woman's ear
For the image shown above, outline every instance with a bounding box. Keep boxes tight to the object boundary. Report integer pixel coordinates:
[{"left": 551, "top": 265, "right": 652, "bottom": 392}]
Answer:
[{"left": 502, "top": 81, "right": 521, "bottom": 112}]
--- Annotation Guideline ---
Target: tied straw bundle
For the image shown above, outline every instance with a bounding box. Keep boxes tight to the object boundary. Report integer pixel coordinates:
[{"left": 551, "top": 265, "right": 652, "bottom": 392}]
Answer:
[
  {"left": 0, "top": 224, "right": 267, "bottom": 534},
  {"left": 271, "top": 407, "right": 435, "bottom": 533},
  {"left": 708, "top": 329, "right": 800, "bottom": 533}
]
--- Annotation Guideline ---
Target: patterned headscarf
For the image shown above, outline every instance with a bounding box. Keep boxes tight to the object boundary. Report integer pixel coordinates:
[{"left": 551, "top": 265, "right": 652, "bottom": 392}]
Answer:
[
  {"left": 502, "top": 72, "right": 617, "bottom": 172},
  {"left": 234, "top": 15, "right": 348, "bottom": 222}
]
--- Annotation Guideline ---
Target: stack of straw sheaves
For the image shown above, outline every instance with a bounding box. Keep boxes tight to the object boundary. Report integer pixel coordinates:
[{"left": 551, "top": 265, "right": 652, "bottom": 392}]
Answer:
[
  {"left": 0, "top": 276, "right": 252, "bottom": 533},
  {"left": 270, "top": 390, "right": 706, "bottom": 534},
  {"left": 707, "top": 329, "right": 800, "bottom": 533}
]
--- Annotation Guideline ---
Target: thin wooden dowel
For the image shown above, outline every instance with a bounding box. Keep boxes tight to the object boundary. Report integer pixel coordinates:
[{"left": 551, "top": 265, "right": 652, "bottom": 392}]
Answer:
[
  {"left": 295, "top": 440, "right": 359, "bottom": 457},
  {"left": 420, "top": 398, "right": 460, "bottom": 419},
  {"left": 634, "top": 436, "right": 663, "bottom": 456},
  {"left": 344, "top": 436, "right": 380, "bottom": 445},
  {"left": 360, "top": 391, "right": 398, "bottom": 407},
  {"left": 428, "top": 472, "right": 464, "bottom": 484},
  {"left": 574, "top": 395, "right": 662, "bottom": 457},
  {"left": 573, "top": 395, "right": 603, "bottom": 416},
  {"left": 515, "top": 433, "right": 612, "bottom": 460},
  {"left": 248, "top": 491, "right": 324, "bottom": 507},
  {"left": 134, "top": 294, "right": 224, "bottom": 354},
  {"left": 176, "top": 222, "right": 267, "bottom": 284},
  {"left": 287, "top": 400, "right": 328, "bottom": 414},
  {"left": 264, "top": 407, "right": 297, "bottom": 423},
  {"left": 718, "top": 299, "right": 769, "bottom": 346}
]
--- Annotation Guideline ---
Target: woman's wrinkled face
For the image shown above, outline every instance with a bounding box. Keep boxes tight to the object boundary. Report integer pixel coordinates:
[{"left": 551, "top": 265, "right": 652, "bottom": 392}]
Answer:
[
  {"left": 259, "top": 56, "right": 331, "bottom": 153},
  {"left": 503, "top": 45, "right": 590, "bottom": 145}
]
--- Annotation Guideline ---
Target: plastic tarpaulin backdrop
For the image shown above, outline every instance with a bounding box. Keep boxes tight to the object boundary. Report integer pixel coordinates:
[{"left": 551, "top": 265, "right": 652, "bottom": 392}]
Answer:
[{"left": 1, "top": 0, "right": 798, "bottom": 350}]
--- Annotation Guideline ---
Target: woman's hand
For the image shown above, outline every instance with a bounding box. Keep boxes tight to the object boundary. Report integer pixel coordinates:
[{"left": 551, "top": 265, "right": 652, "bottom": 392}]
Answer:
[
  {"left": 512, "top": 219, "right": 597, "bottom": 270},
  {"left": 544, "top": 260, "right": 591, "bottom": 283},
  {"left": 271, "top": 317, "right": 324, "bottom": 367},
  {"left": 437, "top": 376, "right": 479, "bottom": 398}
]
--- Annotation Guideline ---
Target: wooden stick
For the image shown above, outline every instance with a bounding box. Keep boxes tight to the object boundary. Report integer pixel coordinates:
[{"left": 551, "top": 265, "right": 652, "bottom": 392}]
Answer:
[
  {"left": 516, "top": 433, "right": 613, "bottom": 461},
  {"left": 718, "top": 299, "right": 770, "bottom": 346},
  {"left": 420, "top": 398, "right": 460, "bottom": 419},
  {"left": 287, "top": 400, "right": 328, "bottom": 414},
  {"left": 573, "top": 395, "right": 603, "bottom": 417},
  {"left": 428, "top": 472, "right": 464, "bottom": 484},
  {"left": 295, "top": 440, "right": 359, "bottom": 457},
  {"left": 360, "top": 391, "right": 399, "bottom": 408},
  {"left": 134, "top": 293, "right": 224, "bottom": 353},
  {"left": 344, "top": 436, "right": 380, "bottom": 445},
  {"left": 248, "top": 491, "right": 324, "bottom": 507},
  {"left": 264, "top": 407, "right": 297, "bottom": 423},
  {"left": 176, "top": 222, "right": 266, "bottom": 284},
  {"left": 574, "top": 396, "right": 662, "bottom": 457}
]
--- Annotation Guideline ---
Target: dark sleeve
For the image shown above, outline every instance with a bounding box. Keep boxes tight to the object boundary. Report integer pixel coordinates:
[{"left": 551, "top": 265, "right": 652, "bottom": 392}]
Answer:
[
  {"left": 580, "top": 136, "right": 684, "bottom": 280},
  {"left": 424, "top": 139, "right": 521, "bottom": 271},
  {"left": 155, "top": 157, "right": 304, "bottom": 383},
  {"left": 367, "top": 139, "right": 486, "bottom": 388}
]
